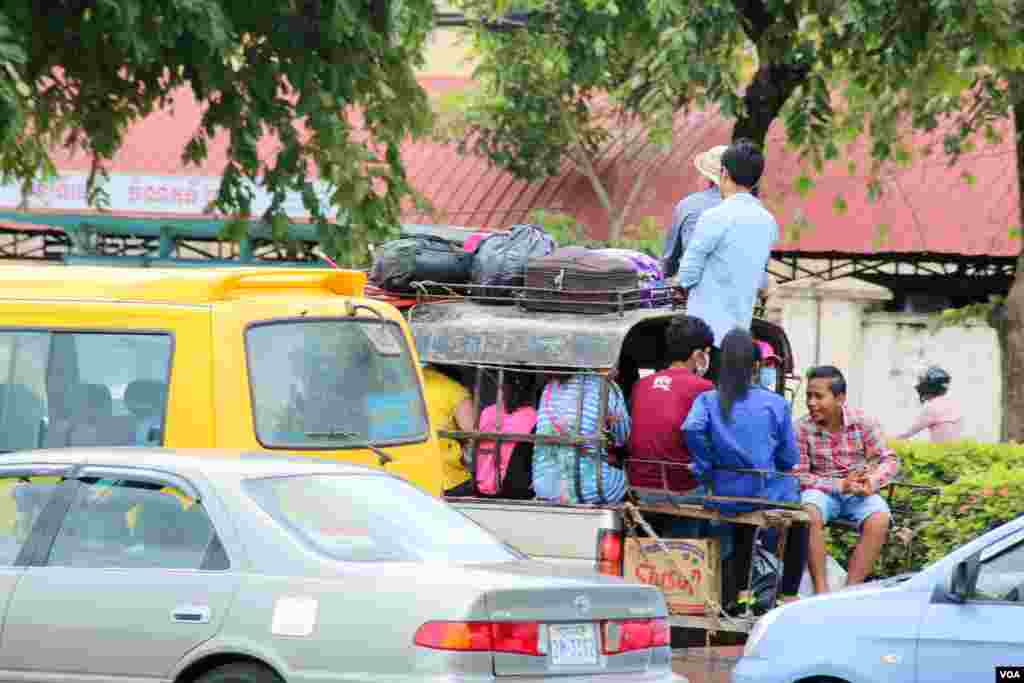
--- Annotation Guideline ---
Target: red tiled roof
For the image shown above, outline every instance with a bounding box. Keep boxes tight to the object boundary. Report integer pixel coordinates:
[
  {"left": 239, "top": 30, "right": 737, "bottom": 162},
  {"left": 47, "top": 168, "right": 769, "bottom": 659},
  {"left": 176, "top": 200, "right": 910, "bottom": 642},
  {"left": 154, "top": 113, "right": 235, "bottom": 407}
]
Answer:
[
  {"left": 38, "top": 77, "right": 1021, "bottom": 257},
  {"left": 409, "top": 78, "right": 1019, "bottom": 256},
  {"left": 766, "top": 128, "right": 1018, "bottom": 257}
]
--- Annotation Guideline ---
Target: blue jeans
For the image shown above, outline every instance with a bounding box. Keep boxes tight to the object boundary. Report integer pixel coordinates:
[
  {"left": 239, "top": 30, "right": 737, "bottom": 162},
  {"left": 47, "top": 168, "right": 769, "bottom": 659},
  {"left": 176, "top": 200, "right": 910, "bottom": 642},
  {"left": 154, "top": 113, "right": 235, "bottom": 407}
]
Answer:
[{"left": 801, "top": 489, "right": 890, "bottom": 529}]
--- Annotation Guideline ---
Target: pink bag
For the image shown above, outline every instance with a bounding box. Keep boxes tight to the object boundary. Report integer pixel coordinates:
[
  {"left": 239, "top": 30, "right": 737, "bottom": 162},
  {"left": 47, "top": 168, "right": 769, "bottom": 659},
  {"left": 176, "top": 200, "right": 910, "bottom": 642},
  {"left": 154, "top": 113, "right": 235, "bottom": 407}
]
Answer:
[
  {"left": 475, "top": 405, "right": 538, "bottom": 495},
  {"left": 462, "top": 231, "right": 491, "bottom": 254}
]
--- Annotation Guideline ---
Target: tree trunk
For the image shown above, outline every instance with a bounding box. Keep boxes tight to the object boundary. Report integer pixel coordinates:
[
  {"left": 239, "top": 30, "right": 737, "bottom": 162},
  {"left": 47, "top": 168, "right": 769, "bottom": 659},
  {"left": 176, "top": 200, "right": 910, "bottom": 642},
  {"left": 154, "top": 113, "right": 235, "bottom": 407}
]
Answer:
[
  {"left": 1003, "top": 270, "right": 1024, "bottom": 443},
  {"left": 1002, "top": 75, "right": 1024, "bottom": 442},
  {"left": 732, "top": 62, "right": 810, "bottom": 148},
  {"left": 607, "top": 213, "right": 626, "bottom": 243},
  {"left": 988, "top": 301, "right": 1009, "bottom": 441}
]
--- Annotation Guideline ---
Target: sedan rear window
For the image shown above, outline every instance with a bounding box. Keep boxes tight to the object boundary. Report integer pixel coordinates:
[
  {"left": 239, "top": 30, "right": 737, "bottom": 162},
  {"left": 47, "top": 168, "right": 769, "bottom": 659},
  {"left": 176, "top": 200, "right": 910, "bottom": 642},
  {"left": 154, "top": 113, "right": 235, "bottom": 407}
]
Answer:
[{"left": 244, "top": 475, "right": 522, "bottom": 563}]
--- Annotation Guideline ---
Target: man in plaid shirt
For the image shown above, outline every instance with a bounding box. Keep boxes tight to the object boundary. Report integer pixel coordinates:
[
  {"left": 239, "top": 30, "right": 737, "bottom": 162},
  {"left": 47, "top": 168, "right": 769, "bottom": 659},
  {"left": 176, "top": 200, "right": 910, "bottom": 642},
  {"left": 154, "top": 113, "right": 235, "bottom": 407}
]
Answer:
[{"left": 796, "top": 365, "right": 899, "bottom": 594}]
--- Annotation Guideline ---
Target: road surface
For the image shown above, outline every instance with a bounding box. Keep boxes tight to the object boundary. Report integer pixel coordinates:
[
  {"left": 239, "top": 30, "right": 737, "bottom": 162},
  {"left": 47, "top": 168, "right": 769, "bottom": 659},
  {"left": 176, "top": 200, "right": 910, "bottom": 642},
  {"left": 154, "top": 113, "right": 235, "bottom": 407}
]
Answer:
[{"left": 673, "top": 647, "right": 743, "bottom": 683}]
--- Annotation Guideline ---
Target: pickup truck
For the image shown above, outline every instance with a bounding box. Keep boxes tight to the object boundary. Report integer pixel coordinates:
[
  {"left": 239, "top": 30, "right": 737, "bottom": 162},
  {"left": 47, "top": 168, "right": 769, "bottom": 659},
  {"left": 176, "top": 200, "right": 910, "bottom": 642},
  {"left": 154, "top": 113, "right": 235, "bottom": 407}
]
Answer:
[{"left": 368, "top": 224, "right": 802, "bottom": 639}]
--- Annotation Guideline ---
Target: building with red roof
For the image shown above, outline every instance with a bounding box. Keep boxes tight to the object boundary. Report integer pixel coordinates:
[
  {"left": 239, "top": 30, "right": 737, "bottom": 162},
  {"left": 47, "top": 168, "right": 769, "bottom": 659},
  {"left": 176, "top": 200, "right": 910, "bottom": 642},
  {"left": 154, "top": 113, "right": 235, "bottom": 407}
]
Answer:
[{"left": 0, "top": 76, "right": 1017, "bottom": 307}]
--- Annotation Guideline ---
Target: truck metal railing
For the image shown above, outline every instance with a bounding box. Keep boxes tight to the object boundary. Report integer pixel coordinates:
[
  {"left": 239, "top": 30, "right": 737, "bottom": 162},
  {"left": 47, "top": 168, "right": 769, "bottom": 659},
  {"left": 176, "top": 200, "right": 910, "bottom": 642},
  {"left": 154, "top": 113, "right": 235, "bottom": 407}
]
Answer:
[
  {"left": 407, "top": 280, "right": 688, "bottom": 317},
  {"left": 440, "top": 366, "right": 619, "bottom": 504}
]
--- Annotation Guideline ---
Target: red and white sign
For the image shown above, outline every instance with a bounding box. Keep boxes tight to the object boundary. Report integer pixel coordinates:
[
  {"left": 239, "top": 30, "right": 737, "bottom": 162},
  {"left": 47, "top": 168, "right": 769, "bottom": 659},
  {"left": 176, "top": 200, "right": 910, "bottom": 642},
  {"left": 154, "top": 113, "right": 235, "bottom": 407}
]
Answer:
[{"left": 0, "top": 173, "right": 337, "bottom": 218}]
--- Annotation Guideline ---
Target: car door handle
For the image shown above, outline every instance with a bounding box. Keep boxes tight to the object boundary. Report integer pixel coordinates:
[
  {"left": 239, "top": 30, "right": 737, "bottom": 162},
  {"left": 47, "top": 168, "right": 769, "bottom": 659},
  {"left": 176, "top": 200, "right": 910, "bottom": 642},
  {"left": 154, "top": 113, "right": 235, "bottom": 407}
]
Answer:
[{"left": 172, "top": 605, "right": 211, "bottom": 624}]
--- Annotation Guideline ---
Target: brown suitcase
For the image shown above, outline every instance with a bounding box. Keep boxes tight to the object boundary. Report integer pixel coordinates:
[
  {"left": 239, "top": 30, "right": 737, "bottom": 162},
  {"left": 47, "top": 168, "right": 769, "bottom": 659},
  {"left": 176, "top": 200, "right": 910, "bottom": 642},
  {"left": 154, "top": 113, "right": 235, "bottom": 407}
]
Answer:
[{"left": 522, "top": 246, "right": 642, "bottom": 313}]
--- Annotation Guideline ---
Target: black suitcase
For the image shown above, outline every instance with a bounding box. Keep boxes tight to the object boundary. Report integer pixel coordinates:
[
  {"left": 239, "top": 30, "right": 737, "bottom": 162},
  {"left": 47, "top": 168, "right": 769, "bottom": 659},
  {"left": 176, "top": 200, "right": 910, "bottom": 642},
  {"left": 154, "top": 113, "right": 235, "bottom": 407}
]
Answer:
[
  {"left": 522, "top": 246, "right": 641, "bottom": 313},
  {"left": 369, "top": 235, "right": 472, "bottom": 293}
]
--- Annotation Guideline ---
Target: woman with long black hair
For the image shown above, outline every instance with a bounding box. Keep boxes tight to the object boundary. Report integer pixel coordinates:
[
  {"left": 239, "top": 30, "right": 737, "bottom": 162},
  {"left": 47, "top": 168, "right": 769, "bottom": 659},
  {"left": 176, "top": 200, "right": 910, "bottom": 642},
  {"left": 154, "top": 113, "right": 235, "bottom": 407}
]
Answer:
[{"left": 683, "top": 327, "right": 806, "bottom": 608}]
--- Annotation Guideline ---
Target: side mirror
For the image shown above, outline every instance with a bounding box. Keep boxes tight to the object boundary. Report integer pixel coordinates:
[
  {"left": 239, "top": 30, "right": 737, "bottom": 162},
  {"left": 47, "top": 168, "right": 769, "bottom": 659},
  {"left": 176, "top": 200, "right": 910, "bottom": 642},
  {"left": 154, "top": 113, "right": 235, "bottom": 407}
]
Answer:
[{"left": 948, "top": 557, "right": 980, "bottom": 603}]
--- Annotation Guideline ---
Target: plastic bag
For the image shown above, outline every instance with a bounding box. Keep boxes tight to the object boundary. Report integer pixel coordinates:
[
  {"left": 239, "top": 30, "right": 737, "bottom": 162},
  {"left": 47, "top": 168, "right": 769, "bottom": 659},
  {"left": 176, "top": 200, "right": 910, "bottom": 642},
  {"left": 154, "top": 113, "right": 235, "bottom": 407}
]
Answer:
[
  {"left": 798, "top": 553, "right": 848, "bottom": 596},
  {"left": 749, "top": 544, "right": 783, "bottom": 613},
  {"left": 471, "top": 224, "right": 556, "bottom": 293}
]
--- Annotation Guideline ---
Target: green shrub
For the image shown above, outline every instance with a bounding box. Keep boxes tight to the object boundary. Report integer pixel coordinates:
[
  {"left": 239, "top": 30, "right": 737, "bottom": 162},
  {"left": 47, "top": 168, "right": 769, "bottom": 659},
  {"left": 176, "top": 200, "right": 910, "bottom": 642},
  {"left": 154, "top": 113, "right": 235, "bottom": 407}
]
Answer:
[
  {"left": 825, "top": 440, "right": 1024, "bottom": 578},
  {"left": 921, "top": 464, "right": 1024, "bottom": 562}
]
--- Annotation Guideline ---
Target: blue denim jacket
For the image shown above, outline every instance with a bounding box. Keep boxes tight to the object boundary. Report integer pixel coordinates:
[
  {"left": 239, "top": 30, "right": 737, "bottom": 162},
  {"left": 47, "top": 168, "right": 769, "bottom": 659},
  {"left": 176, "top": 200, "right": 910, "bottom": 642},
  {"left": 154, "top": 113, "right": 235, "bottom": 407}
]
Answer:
[{"left": 682, "top": 387, "right": 799, "bottom": 515}]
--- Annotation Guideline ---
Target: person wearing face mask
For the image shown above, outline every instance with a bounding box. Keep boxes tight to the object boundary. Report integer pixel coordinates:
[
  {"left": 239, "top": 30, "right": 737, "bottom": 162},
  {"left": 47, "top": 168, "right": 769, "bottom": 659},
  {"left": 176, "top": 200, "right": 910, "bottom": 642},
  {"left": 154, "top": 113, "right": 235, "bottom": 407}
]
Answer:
[
  {"left": 755, "top": 340, "right": 782, "bottom": 391},
  {"left": 683, "top": 328, "right": 804, "bottom": 608},
  {"left": 627, "top": 315, "right": 715, "bottom": 535},
  {"left": 676, "top": 139, "right": 776, "bottom": 381}
]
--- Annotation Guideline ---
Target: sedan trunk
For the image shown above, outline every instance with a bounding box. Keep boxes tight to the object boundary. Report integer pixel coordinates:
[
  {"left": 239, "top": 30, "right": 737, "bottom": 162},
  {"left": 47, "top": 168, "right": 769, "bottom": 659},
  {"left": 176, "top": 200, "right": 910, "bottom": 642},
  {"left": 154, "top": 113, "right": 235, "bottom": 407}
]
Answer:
[{"left": 486, "top": 582, "right": 665, "bottom": 676}]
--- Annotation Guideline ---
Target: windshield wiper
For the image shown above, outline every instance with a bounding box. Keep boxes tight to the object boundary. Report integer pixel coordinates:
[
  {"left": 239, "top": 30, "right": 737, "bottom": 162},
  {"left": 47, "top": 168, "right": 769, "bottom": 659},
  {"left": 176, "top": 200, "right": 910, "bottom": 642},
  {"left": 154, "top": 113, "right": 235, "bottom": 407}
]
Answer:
[{"left": 304, "top": 429, "right": 394, "bottom": 467}]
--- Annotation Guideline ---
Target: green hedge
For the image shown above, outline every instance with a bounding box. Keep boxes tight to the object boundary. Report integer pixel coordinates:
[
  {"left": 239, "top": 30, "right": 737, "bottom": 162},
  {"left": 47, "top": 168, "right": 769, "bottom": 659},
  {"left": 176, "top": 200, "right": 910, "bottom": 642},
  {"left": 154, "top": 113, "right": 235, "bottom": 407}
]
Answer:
[{"left": 825, "top": 441, "right": 1024, "bottom": 578}]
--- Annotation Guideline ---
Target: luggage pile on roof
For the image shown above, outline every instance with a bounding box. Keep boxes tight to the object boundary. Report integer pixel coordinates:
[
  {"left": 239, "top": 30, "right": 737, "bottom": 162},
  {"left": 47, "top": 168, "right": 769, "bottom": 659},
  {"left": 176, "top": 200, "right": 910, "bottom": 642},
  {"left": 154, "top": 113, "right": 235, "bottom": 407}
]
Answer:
[{"left": 369, "top": 224, "right": 681, "bottom": 313}]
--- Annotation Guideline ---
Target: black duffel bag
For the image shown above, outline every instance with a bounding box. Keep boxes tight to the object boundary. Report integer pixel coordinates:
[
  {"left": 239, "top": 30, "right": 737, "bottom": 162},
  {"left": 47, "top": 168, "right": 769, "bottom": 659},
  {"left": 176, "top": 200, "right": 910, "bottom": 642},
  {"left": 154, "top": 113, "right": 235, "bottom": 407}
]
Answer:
[{"left": 369, "top": 235, "right": 472, "bottom": 292}]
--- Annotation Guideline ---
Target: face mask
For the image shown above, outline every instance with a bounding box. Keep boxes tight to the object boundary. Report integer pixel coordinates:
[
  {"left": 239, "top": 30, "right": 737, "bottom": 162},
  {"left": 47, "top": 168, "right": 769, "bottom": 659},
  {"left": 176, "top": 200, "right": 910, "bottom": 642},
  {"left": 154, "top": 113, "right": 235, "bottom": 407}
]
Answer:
[{"left": 759, "top": 366, "right": 778, "bottom": 390}]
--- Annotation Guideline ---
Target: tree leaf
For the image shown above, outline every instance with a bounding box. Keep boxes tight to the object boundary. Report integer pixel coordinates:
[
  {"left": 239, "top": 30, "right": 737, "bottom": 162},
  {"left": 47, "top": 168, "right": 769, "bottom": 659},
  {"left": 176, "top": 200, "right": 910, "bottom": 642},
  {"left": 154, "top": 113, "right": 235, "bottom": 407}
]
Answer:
[
  {"left": 795, "top": 174, "right": 815, "bottom": 197},
  {"left": 873, "top": 222, "right": 892, "bottom": 250}
]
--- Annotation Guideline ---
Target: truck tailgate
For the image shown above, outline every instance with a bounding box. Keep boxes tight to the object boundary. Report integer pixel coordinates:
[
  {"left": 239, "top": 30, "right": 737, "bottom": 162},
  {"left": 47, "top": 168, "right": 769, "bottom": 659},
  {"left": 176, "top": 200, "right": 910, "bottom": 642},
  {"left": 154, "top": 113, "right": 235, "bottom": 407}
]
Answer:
[{"left": 451, "top": 498, "right": 621, "bottom": 563}]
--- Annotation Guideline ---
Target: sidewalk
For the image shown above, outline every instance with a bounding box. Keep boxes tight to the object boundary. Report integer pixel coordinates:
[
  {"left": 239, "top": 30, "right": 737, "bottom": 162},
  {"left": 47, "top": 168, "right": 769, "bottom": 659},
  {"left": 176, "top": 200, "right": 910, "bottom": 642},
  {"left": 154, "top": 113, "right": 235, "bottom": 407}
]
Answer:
[{"left": 672, "top": 646, "right": 743, "bottom": 683}]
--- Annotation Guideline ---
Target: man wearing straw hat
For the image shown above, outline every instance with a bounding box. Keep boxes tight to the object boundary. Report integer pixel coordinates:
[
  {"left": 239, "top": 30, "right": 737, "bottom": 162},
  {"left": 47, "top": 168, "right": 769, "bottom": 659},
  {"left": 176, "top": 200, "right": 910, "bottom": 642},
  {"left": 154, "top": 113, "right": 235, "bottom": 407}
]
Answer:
[
  {"left": 677, "top": 138, "right": 777, "bottom": 381},
  {"left": 662, "top": 145, "right": 727, "bottom": 280}
]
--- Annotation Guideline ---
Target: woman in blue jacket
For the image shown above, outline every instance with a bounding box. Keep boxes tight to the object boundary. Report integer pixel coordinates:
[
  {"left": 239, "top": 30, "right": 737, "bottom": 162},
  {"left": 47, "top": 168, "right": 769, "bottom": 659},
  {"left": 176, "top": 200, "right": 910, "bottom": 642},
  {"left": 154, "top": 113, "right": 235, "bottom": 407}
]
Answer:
[{"left": 683, "top": 327, "right": 806, "bottom": 606}]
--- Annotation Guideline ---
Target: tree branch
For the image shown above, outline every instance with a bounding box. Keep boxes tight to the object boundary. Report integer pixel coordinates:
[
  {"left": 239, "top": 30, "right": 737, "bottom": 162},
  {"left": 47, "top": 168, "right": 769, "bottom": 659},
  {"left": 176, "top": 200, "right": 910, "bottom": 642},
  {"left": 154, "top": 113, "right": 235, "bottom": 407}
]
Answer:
[
  {"left": 731, "top": 0, "right": 773, "bottom": 44},
  {"left": 617, "top": 155, "right": 659, "bottom": 233}
]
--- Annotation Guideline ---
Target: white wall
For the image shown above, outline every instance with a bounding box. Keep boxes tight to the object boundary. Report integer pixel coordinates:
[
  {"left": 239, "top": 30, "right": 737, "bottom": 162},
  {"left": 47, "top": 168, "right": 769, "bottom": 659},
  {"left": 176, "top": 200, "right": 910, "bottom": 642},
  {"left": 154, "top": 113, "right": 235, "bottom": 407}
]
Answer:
[
  {"left": 772, "top": 280, "right": 1003, "bottom": 442},
  {"left": 860, "top": 313, "right": 1001, "bottom": 442}
]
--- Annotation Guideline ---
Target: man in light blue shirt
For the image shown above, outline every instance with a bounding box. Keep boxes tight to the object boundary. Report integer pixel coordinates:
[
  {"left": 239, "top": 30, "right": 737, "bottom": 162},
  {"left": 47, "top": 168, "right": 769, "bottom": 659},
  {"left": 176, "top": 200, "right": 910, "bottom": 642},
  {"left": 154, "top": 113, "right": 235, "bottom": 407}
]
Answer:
[
  {"left": 662, "top": 145, "right": 726, "bottom": 279},
  {"left": 677, "top": 139, "right": 777, "bottom": 380}
]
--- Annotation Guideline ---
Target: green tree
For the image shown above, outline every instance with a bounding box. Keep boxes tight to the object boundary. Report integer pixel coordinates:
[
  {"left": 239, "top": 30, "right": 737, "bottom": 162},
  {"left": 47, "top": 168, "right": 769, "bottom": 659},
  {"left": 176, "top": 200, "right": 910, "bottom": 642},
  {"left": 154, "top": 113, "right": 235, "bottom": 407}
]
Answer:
[
  {"left": 444, "top": 0, "right": 1024, "bottom": 439},
  {"left": 0, "top": 1, "right": 435, "bottom": 265},
  {"left": 435, "top": 1, "right": 684, "bottom": 241}
]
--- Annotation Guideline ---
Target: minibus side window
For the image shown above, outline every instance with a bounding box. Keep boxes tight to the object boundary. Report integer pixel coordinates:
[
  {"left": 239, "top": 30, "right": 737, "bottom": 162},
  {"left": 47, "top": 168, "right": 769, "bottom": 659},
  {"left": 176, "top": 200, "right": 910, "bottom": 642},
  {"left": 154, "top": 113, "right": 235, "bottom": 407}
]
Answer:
[
  {"left": 0, "top": 331, "right": 173, "bottom": 452},
  {"left": 0, "top": 332, "right": 50, "bottom": 451}
]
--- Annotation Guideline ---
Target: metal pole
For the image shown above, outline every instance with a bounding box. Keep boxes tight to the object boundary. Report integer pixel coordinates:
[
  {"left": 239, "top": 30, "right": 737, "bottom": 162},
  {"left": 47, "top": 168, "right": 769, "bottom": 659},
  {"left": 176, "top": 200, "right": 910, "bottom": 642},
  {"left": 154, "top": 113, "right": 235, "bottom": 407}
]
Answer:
[
  {"left": 573, "top": 374, "right": 585, "bottom": 503},
  {"left": 493, "top": 367, "right": 505, "bottom": 493},
  {"left": 595, "top": 374, "right": 610, "bottom": 504},
  {"left": 466, "top": 366, "right": 484, "bottom": 494}
]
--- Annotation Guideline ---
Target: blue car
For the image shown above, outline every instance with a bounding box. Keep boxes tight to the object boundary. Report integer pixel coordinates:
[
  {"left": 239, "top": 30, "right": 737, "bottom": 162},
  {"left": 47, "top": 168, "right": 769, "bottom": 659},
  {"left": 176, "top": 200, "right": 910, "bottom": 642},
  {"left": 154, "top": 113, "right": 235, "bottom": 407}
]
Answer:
[{"left": 734, "top": 514, "right": 1024, "bottom": 682}]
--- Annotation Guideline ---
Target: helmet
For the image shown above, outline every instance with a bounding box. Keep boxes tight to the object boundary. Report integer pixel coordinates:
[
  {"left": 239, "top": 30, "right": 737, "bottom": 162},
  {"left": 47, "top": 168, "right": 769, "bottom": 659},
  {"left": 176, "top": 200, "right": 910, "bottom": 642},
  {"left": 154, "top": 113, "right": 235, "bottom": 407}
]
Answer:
[{"left": 915, "top": 366, "right": 951, "bottom": 397}]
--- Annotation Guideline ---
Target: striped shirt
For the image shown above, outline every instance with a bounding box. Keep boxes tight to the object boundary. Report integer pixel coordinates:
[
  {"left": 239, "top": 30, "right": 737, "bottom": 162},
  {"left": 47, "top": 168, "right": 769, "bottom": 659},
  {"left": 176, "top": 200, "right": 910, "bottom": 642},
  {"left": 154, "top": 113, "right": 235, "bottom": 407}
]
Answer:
[
  {"left": 795, "top": 407, "right": 900, "bottom": 494},
  {"left": 532, "top": 375, "right": 630, "bottom": 504}
]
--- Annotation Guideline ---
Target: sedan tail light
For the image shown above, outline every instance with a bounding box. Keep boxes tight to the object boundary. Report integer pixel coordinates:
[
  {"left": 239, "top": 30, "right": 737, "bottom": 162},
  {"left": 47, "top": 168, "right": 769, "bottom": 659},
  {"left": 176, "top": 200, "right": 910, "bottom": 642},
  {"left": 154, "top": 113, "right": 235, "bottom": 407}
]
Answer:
[
  {"left": 596, "top": 529, "right": 623, "bottom": 576},
  {"left": 492, "top": 622, "right": 542, "bottom": 655},
  {"left": 414, "top": 622, "right": 492, "bottom": 651},
  {"left": 415, "top": 621, "right": 543, "bottom": 656},
  {"left": 601, "top": 618, "right": 670, "bottom": 654},
  {"left": 416, "top": 619, "right": 669, "bottom": 657}
]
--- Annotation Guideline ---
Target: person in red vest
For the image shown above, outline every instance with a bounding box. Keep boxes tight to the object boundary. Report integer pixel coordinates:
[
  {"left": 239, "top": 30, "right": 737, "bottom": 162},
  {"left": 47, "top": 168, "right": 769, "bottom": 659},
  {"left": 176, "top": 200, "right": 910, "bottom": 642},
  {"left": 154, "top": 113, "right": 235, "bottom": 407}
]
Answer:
[{"left": 628, "top": 315, "right": 715, "bottom": 536}]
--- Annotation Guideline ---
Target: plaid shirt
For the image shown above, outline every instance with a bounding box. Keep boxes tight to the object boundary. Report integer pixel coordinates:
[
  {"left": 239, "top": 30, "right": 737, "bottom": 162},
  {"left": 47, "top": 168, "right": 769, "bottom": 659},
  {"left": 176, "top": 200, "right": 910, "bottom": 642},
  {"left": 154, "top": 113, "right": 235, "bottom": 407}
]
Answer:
[{"left": 795, "top": 407, "right": 899, "bottom": 494}]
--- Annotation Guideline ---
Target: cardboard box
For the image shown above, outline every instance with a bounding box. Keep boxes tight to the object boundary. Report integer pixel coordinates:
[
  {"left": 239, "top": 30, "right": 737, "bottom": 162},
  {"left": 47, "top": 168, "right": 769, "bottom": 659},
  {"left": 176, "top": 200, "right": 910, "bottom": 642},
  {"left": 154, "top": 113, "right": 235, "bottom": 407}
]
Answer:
[{"left": 623, "top": 537, "right": 720, "bottom": 615}]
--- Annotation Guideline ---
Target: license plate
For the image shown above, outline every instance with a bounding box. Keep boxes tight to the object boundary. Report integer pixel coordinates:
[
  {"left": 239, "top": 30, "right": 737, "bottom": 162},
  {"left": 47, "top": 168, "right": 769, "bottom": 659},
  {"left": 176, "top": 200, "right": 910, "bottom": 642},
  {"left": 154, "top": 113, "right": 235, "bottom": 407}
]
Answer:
[{"left": 548, "top": 623, "right": 598, "bottom": 666}]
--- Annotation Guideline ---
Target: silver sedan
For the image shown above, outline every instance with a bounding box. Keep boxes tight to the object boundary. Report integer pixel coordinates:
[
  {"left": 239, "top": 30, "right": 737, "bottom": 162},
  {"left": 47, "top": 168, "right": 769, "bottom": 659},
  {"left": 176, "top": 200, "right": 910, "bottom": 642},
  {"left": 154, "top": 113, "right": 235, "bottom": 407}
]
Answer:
[{"left": 0, "top": 449, "right": 685, "bottom": 683}]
